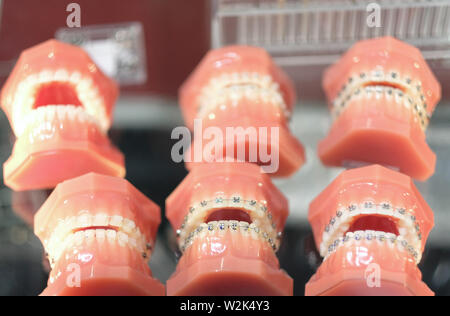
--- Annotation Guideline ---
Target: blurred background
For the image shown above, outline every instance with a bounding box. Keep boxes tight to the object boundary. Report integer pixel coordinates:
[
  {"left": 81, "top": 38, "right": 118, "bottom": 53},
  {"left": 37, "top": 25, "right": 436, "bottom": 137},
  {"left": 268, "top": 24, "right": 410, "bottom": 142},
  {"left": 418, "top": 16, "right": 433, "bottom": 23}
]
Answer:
[{"left": 0, "top": 0, "right": 449, "bottom": 296}]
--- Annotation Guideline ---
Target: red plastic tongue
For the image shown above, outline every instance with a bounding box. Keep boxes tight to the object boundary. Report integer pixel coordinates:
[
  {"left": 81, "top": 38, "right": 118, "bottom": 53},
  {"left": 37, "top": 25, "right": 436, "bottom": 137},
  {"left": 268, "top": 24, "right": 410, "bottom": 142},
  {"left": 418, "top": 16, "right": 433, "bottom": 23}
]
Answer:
[
  {"left": 34, "top": 82, "right": 83, "bottom": 108},
  {"left": 346, "top": 215, "right": 399, "bottom": 235},
  {"left": 206, "top": 208, "right": 252, "bottom": 224}
]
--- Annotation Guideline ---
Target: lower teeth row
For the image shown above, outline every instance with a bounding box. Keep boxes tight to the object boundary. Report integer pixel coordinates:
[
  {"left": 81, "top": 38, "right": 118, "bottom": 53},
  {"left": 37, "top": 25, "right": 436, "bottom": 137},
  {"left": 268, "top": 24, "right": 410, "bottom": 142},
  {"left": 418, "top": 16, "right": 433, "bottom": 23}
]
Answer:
[
  {"left": 47, "top": 228, "right": 150, "bottom": 269},
  {"left": 180, "top": 220, "right": 278, "bottom": 253},
  {"left": 332, "top": 85, "right": 429, "bottom": 130},
  {"left": 324, "top": 230, "right": 420, "bottom": 263}
]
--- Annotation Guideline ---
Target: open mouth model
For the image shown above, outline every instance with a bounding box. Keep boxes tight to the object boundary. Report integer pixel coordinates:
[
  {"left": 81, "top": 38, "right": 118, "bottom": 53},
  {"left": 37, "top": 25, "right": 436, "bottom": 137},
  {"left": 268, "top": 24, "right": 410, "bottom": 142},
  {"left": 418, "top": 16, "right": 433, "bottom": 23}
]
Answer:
[
  {"left": 306, "top": 165, "right": 434, "bottom": 296},
  {"left": 1, "top": 40, "right": 125, "bottom": 190},
  {"left": 166, "top": 162, "right": 292, "bottom": 296},
  {"left": 34, "top": 173, "right": 164, "bottom": 296}
]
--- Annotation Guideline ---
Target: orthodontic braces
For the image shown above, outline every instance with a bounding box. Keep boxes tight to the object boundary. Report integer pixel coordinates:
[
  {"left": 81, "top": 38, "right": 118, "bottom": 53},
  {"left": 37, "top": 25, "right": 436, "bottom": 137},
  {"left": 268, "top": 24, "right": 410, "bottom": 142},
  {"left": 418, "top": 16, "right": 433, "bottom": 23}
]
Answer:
[
  {"left": 196, "top": 72, "right": 291, "bottom": 121},
  {"left": 321, "top": 201, "right": 423, "bottom": 263},
  {"left": 177, "top": 197, "right": 281, "bottom": 253},
  {"left": 324, "top": 230, "right": 420, "bottom": 262},
  {"left": 332, "top": 71, "right": 431, "bottom": 131},
  {"left": 180, "top": 220, "right": 278, "bottom": 253}
]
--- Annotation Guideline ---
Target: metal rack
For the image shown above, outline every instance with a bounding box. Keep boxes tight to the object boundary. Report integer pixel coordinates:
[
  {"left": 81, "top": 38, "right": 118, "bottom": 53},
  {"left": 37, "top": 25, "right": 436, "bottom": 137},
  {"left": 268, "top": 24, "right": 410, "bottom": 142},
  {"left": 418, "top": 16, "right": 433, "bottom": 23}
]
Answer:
[{"left": 212, "top": 0, "right": 450, "bottom": 67}]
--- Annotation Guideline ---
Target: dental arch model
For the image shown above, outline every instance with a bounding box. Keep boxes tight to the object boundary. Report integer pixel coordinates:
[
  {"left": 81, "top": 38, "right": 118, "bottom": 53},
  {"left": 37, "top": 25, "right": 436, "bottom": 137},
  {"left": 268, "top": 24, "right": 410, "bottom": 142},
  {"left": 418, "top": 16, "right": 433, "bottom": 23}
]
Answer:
[
  {"left": 166, "top": 45, "right": 303, "bottom": 296},
  {"left": 34, "top": 173, "right": 165, "bottom": 296},
  {"left": 179, "top": 45, "right": 305, "bottom": 177},
  {"left": 1, "top": 39, "right": 125, "bottom": 191},
  {"left": 319, "top": 37, "right": 441, "bottom": 181},
  {"left": 306, "top": 165, "right": 434, "bottom": 296},
  {"left": 166, "top": 163, "right": 292, "bottom": 296},
  {"left": 307, "top": 37, "right": 439, "bottom": 296}
]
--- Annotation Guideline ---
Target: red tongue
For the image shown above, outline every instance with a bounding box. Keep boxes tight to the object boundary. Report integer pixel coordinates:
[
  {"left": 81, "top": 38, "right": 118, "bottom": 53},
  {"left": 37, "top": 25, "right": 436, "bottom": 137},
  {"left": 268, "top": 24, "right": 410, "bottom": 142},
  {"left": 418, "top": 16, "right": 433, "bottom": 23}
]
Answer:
[
  {"left": 206, "top": 209, "right": 252, "bottom": 224},
  {"left": 34, "top": 82, "right": 82, "bottom": 108},
  {"left": 347, "top": 215, "right": 399, "bottom": 235}
]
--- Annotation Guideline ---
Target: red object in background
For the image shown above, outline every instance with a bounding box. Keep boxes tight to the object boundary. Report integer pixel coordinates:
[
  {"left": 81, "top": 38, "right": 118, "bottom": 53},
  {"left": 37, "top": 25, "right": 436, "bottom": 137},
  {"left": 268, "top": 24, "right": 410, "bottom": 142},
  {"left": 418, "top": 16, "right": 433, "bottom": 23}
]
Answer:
[{"left": 0, "top": 0, "right": 211, "bottom": 97}]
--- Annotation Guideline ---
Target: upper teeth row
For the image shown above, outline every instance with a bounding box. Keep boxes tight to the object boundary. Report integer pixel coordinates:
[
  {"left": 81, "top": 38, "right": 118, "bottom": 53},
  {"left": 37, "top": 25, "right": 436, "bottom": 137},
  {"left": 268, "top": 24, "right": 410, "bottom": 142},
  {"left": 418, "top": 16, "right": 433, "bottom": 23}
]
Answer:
[
  {"left": 331, "top": 70, "right": 431, "bottom": 131},
  {"left": 324, "top": 230, "right": 420, "bottom": 263},
  {"left": 43, "top": 214, "right": 151, "bottom": 266},
  {"left": 11, "top": 68, "right": 110, "bottom": 136},
  {"left": 196, "top": 72, "right": 291, "bottom": 121},
  {"left": 177, "top": 197, "right": 280, "bottom": 252},
  {"left": 320, "top": 201, "right": 423, "bottom": 262},
  {"left": 180, "top": 220, "right": 278, "bottom": 253}
]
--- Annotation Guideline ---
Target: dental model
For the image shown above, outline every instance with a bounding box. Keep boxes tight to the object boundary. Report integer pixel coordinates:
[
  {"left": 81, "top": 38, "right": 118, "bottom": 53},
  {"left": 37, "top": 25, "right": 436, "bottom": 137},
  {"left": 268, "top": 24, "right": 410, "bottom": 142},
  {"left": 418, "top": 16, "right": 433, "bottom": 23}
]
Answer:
[
  {"left": 166, "top": 163, "right": 292, "bottom": 296},
  {"left": 34, "top": 173, "right": 165, "bottom": 296},
  {"left": 319, "top": 37, "right": 441, "bottom": 180},
  {"left": 1, "top": 40, "right": 125, "bottom": 191},
  {"left": 179, "top": 45, "right": 305, "bottom": 177},
  {"left": 305, "top": 165, "right": 434, "bottom": 296}
]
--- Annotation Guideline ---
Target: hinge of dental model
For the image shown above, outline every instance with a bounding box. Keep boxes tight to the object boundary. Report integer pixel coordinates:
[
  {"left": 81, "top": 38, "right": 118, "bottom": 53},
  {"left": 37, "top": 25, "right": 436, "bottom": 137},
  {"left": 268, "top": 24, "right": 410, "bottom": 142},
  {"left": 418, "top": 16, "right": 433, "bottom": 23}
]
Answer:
[
  {"left": 176, "top": 197, "right": 282, "bottom": 253},
  {"left": 196, "top": 72, "right": 292, "bottom": 121},
  {"left": 331, "top": 71, "right": 432, "bottom": 131}
]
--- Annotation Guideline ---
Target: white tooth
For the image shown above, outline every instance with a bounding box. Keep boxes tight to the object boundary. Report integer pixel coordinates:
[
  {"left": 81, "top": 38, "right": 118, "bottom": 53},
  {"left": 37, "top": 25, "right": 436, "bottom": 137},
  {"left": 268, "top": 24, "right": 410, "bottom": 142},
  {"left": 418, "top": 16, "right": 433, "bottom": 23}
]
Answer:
[
  {"left": 38, "top": 70, "right": 53, "bottom": 83},
  {"left": 67, "top": 107, "right": 77, "bottom": 121},
  {"left": 96, "top": 229, "right": 106, "bottom": 243},
  {"left": 117, "top": 232, "right": 128, "bottom": 247},
  {"left": 229, "top": 220, "right": 239, "bottom": 233},
  {"left": 84, "top": 229, "right": 95, "bottom": 244},
  {"left": 197, "top": 223, "right": 208, "bottom": 239},
  {"left": 93, "top": 213, "right": 109, "bottom": 227},
  {"left": 65, "top": 217, "right": 76, "bottom": 231},
  {"left": 345, "top": 231, "right": 355, "bottom": 239},
  {"left": 353, "top": 230, "right": 365, "bottom": 242},
  {"left": 109, "top": 215, "right": 123, "bottom": 227},
  {"left": 122, "top": 219, "right": 136, "bottom": 234},
  {"left": 238, "top": 221, "right": 250, "bottom": 235},
  {"left": 261, "top": 75, "right": 272, "bottom": 88},
  {"left": 37, "top": 107, "right": 46, "bottom": 122},
  {"left": 46, "top": 106, "right": 56, "bottom": 121},
  {"left": 106, "top": 230, "right": 117, "bottom": 243},
  {"left": 249, "top": 223, "right": 260, "bottom": 240},
  {"left": 77, "top": 110, "right": 87, "bottom": 123},
  {"left": 231, "top": 72, "right": 240, "bottom": 84},
  {"left": 128, "top": 237, "right": 137, "bottom": 249},
  {"left": 65, "top": 233, "right": 76, "bottom": 250},
  {"left": 207, "top": 221, "right": 218, "bottom": 234},
  {"left": 74, "top": 231, "right": 84, "bottom": 246},
  {"left": 26, "top": 74, "right": 39, "bottom": 87},
  {"left": 56, "top": 107, "right": 67, "bottom": 121},
  {"left": 398, "top": 227, "right": 408, "bottom": 237},
  {"left": 69, "top": 71, "right": 82, "bottom": 84},
  {"left": 77, "top": 78, "right": 93, "bottom": 92},
  {"left": 76, "top": 213, "right": 92, "bottom": 229},
  {"left": 54, "top": 69, "right": 69, "bottom": 82}
]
